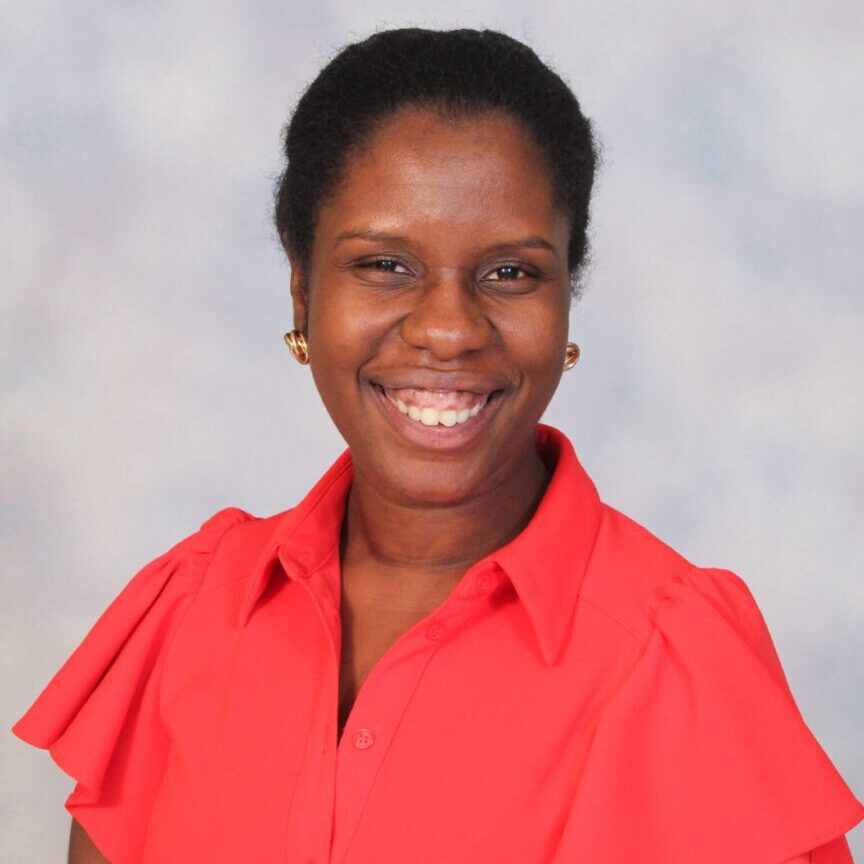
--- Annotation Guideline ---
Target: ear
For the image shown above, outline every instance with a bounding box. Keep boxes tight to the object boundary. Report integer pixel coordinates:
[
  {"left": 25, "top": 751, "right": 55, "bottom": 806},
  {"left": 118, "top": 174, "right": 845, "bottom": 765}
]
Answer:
[{"left": 285, "top": 243, "right": 309, "bottom": 334}]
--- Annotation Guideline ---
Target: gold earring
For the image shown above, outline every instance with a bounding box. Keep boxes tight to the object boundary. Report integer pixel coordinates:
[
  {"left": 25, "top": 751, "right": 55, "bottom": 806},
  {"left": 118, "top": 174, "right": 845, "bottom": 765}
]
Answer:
[
  {"left": 284, "top": 329, "right": 310, "bottom": 365},
  {"left": 563, "top": 342, "right": 580, "bottom": 370}
]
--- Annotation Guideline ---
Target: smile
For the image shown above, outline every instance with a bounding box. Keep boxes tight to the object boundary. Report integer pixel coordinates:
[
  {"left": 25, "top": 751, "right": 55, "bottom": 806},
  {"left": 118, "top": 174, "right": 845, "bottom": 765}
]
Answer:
[
  {"left": 380, "top": 386, "right": 491, "bottom": 427},
  {"left": 369, "top": 381, "right": 504, "bottom": 449}
]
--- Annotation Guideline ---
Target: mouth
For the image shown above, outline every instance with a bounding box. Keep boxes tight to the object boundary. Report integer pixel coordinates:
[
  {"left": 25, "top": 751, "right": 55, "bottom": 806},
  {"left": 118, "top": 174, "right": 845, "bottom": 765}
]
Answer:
[{"left": 368, "top": 380, "right": 506, "bottom": 450}]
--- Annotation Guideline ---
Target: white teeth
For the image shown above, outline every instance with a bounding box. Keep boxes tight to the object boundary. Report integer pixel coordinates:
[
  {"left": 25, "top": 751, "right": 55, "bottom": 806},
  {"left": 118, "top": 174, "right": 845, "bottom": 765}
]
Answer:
[{"left": 381, "top": 387, "right": 493, "bottom": 427}]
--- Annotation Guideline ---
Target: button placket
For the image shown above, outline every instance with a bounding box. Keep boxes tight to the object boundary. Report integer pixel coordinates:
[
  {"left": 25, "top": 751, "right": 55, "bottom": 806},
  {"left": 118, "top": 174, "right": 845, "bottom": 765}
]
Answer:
[
  {"left": 474, "top": 568, "right": 503, "bottom": 598},
  {"left": 475, "top": 575, "right": 492, "bottom": 595},
  {"left": 331, "top": 638, "right": 443, "bottom": 862},
  {"left": 425, "top": 620, "right": 446, "bottom": 642},
  {"left": 352, "top": 727, "right": 375, "bottom": 750}
]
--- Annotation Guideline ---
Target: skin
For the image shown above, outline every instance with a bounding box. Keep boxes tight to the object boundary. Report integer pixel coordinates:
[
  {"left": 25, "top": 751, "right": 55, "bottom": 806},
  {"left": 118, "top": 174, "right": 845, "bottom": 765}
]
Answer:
[
  {"left": 67, "top": 106, "right": 573, "bottom": 858},
  {"left": 68, "top": 818, "right": 108, "bottom": 863},
  {"left": 286, "top": 106, "right": 573, "bottom": 737}
]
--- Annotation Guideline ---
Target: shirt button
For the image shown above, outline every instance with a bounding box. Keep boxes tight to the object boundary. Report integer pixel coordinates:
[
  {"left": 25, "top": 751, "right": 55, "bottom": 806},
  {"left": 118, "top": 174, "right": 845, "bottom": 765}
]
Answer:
[
  {"left": 475, "top": 573, "right": 494, "bottom": 595},
  {"left": 353, "top": 728, "right": 375, "bottom": 750},
  {"left": 425, "top": 621, "right": 446, "bottom": 641}
]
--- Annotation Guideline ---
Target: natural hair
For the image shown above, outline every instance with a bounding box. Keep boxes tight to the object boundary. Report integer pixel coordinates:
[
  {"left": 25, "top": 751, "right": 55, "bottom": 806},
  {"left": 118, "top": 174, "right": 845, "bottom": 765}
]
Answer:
[{"left": 273, "top": 27, "right": 600, "bottom": 299}]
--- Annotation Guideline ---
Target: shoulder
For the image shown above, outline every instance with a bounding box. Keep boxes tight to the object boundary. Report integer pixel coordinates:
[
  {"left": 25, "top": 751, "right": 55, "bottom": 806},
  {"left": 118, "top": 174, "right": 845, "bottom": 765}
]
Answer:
[
  {"left": 562, "top": 510, "right": 864, "bottom": 861},
  {"left": 578, "top": 503, "right": 696, "bottom": 645},
  {"left": 577, "top": 501, "right": 795, "bottom": 697},
  {"left": 134, "top": 505, "right": 261, "bottom": 589},
  {"left": 113, "top": 505, "right": 266, "bottom": 607},
  {"left": 193, "top": 506, "right": 289, "bottom": 596},
  {"left": 578, "top": 504, "right": 770, "bottom": 654}
]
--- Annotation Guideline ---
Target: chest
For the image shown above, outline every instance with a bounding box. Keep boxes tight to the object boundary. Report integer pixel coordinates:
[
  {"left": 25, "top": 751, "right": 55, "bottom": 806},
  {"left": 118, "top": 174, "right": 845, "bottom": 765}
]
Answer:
[
  {"left": 152, "top": 565, "right": 635, "bottom": 864},
  {"left": 336, "top": 603, "right": 429, "bottom": 741}
]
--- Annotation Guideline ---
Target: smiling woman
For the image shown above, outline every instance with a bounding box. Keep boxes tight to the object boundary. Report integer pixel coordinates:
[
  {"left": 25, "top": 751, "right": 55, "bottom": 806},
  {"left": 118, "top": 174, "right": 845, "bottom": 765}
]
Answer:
[
  {"left": 11, "top": 27, "right": 864, "bottom": 864},
  {"left": 293, "top": 106, "right": 571, "bottom": 497}
]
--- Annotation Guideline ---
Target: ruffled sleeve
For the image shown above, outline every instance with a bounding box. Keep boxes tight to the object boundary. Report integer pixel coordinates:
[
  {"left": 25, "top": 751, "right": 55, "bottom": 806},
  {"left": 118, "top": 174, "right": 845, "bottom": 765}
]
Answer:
[
  {"left": 556, "top": 566, "right": 864, "bottom": 864},
  {"left": 11, "top": 506, "right": 254, "bottom": 864}
]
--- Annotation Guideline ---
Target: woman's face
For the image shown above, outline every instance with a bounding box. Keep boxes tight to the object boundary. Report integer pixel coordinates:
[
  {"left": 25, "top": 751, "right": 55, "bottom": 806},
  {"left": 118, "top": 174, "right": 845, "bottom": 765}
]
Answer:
[{"left": 289, "top": 107, "right": 572, "bottom": 506}]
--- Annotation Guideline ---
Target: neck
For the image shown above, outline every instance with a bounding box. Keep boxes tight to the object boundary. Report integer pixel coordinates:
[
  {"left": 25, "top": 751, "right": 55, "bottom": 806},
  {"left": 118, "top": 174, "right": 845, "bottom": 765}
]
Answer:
[{"left": 339, "top": 440, "right": 552, "bottom": 597}]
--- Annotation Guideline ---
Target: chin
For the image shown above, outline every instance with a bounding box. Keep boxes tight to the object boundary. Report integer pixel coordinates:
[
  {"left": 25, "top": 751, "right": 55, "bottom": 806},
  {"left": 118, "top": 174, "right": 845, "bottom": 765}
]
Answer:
[{"left": 376, "top": 453, "right": 488, "bottom": 505}]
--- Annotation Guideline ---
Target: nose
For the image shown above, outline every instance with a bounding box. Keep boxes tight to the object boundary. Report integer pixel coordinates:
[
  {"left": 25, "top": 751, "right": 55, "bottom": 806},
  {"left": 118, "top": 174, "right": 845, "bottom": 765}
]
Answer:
[{"left": 400, "top": 268, "right": 493, "bottom": 361}]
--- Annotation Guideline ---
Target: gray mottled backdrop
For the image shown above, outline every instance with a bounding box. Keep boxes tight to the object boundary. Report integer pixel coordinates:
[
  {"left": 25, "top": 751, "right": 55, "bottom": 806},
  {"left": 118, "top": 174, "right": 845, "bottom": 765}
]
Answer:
[{"left": 3, "top": 1, "right": 862, "bottom": 859}]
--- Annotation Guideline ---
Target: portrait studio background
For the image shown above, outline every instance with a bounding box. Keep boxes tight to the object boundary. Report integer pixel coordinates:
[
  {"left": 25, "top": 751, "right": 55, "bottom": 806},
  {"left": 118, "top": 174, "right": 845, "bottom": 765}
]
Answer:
[{"left": 3, "top": 2, "right": 862, "bottom": 859}]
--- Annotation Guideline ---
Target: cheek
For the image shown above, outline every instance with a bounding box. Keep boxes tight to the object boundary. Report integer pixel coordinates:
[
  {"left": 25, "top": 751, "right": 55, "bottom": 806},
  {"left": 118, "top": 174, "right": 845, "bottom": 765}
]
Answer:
[
  {"left": 306, "top": 303, "right": 353, "bottom": 410},
  {"left": 308, "top": 285, "right": 370, "bottom": 362},
  {"left": 498, "top": 303, "right": 568, "bottom": 373},
  {"left": 306, "top": 281, "right": 395, "bottom": 407}
]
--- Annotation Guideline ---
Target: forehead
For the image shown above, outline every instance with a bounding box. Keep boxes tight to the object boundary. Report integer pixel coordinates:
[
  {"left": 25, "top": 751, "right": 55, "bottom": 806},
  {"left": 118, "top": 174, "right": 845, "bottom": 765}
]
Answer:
[{"left": 316, "top": 107, "right": 564, "bottom": 246}]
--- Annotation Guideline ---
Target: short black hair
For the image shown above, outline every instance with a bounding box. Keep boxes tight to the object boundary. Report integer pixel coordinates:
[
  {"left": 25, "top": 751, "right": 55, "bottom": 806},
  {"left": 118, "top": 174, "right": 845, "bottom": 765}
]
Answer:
[{"left": 274, "top": 27, "right": 600, "bottom": 299}]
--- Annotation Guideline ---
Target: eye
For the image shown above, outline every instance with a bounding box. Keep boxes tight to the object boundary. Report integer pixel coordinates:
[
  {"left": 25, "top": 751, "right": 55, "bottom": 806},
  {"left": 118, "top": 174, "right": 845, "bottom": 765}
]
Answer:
[
  {"left": 356, "top": 258, "right": 411, "bottom": 275},
  {"left": 483, "top": 264, "right": 534, "bottom": 282}
]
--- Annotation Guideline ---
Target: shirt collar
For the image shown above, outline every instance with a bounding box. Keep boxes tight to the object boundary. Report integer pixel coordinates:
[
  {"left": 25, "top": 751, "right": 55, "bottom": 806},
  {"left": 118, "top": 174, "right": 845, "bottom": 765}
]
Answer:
[{"left": 237, "top": 422, "right": 603, "bottom": 666}]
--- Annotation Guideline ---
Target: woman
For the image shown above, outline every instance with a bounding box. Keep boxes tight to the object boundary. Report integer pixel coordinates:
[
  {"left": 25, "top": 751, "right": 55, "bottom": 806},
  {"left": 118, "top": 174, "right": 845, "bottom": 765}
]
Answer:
[{"left": 12, "top": 27, "right": 863, "bottom": 864}]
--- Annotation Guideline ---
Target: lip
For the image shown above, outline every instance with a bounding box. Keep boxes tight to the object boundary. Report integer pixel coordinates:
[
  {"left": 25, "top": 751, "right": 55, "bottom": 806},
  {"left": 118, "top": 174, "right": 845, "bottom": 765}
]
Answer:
[
  {"left": 368, "top": 380, "right": 505, "bottom": 452},
  {"left": 368, "top": 369, "right": 508, "bottom": 394}
]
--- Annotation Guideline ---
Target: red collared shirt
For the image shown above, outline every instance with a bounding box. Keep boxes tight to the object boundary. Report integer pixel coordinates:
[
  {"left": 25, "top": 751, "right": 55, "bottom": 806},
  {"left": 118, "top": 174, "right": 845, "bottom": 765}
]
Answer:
[{"left": 12, "top": 424, "right": 864, "bottom": 863}]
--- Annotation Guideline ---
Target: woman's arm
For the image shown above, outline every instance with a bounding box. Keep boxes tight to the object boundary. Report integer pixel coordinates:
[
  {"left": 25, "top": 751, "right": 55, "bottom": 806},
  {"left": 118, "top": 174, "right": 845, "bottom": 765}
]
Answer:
[{"left": 68, "top": 818, "right": 109, "bottom": 864}]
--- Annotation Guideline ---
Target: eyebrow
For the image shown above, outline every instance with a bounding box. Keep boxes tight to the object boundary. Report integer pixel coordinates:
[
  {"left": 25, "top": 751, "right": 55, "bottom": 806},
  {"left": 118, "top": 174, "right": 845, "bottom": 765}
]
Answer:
[{"left": 334, "top": 228, "right": 558, "bottom": 258}]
